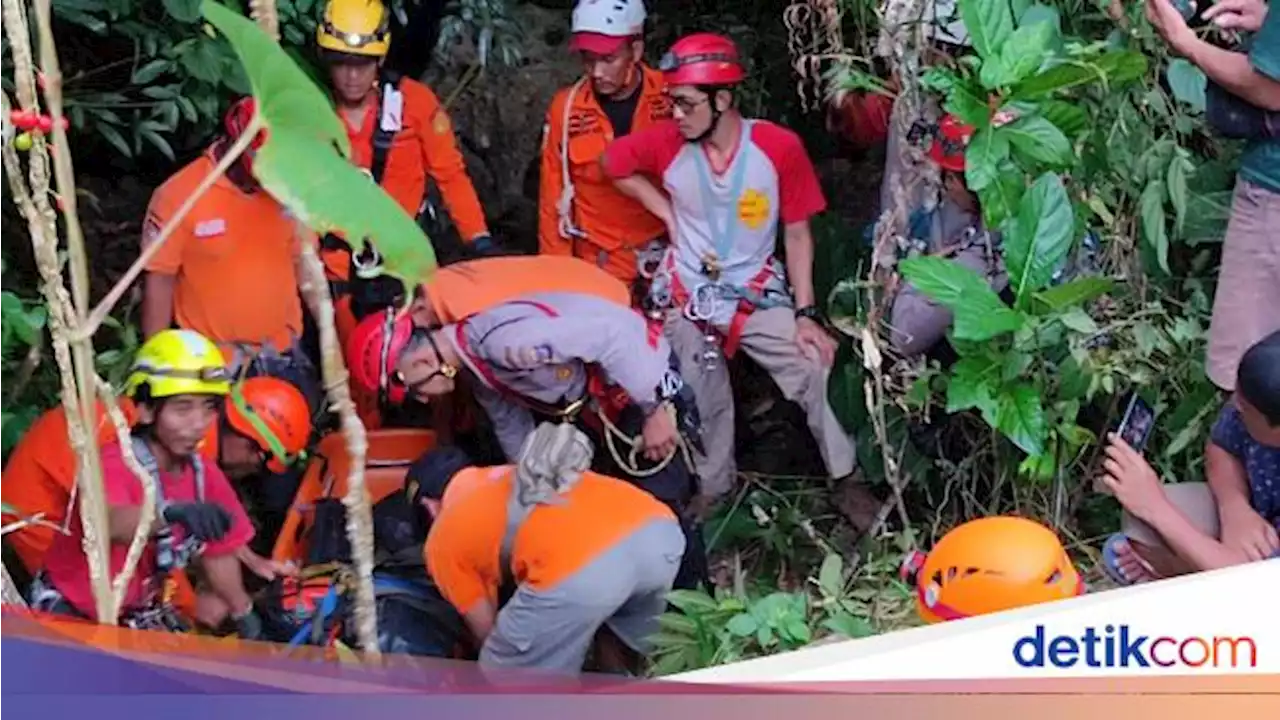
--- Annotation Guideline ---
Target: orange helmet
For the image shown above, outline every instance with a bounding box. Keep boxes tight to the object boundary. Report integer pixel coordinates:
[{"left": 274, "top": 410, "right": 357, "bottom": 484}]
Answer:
[
  {"left": 225, "top": 377, "right": 313, "bottom": 474},
  {"left": 901, "top": 516, "right": 1085, "bottom": 624}
]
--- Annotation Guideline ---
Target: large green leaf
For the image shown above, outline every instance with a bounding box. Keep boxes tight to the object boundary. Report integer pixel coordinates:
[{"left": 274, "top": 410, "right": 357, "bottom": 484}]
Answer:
[
  {"left": 202, "top": 1, "right": 435, "bottom": 287},
  {"left": 1166, "top": 58, "right": 1207, "bottom": 113},
  {"left": 1031, "top": 276, "right": 1115, "bottom": 313},
  {"left": 163, "top": 0, "right": 203, "bottom": 23},
  {"left": 1004, "top": 115, "right": 1073, "bottom": 168},
  {"left": 979, "top": 165, "right": 1025, "bottom": 228},
  {"left": 897, "top": 256, "right": 1025, "bottom": 341},
  {"left": 979, "top": 20, "right": 1054, "bottom": 89},
  {"left": 1002, "top": 173, "right": 1075, "bottom": 302},
  {"left": 946, "top": 356, "right": 1000, "bottom": 422},
  {"left": 1181, "top": 190, "right": 1233, "bottom": 245},
  {"left": 1140, "top": 179, "right": 1170, "bottom": 274},
  {"left": 994, "top": 382, "right": 1047, "bottom": 456},
  {"left": 1040, "top": 100, "right": 1089, "bottom": 139},
  {"left": 827, "top": 344, "right": 867, "bottom": 436},
  {"left": 1011, "top": 51, "right": 1148, "bottom": 100},
  {"left": 944, "top": 84, "right": 992, "bottom": 128},
  {"left": 964, "top": 125, "right": 1011, "bottom": 192},
  {"left": 959, "top": 0, "right": 1015, "bottom": 60}
]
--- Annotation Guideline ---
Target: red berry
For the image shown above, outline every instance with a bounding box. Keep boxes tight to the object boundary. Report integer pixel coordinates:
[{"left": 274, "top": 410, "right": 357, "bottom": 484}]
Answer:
[
  {"left": 10, "top": 109, "right": 37, "bottom": 130},
  {"left": 36, "top": 115, "right": 53, "bottom": 133}
]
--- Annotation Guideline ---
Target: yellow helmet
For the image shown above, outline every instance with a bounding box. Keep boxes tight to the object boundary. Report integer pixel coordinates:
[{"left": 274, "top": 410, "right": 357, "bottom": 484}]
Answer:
[
  {"left": 317, "top": 0, "right": 392, "bottom": 58},
  {"left": 124, "top": 329, "right": 231, "bottom": 401}
]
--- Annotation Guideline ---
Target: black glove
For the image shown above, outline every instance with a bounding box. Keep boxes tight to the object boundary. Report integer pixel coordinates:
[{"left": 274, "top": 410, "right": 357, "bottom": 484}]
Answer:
[
  {"left": 161, "top": 502, "right": 233, "bottom": 543},
  {"left": 467, "top": 234, "right": 504, "bottom": 257},
  {"left": 234, "top": 607, "right": 264, "bottom": 641}
]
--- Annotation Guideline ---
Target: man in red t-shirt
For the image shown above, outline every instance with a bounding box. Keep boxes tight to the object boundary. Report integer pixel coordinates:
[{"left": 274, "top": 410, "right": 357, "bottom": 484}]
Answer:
[
  {"left": 29, "top": 330, "right": 263, "bottom": 638},
  {"left": 602, "top": 34, "right": 860, "bottom": 513}
]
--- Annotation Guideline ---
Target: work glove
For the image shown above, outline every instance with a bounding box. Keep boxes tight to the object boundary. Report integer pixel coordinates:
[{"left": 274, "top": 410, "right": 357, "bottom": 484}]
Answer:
[
  {"left": 468, "top": 233, "right": 504, "bottom": 257},
  {"left": 233, "top": 607, "right": 264, "bottom": 641},
  {"left": 161, "top": 502, "right": 233, "bottom": 543}
]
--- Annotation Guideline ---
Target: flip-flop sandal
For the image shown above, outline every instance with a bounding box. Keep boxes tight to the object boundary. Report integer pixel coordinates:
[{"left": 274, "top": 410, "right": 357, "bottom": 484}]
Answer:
[{"left": 1101, "top": 533, "right": 1136, "bottom": 586}]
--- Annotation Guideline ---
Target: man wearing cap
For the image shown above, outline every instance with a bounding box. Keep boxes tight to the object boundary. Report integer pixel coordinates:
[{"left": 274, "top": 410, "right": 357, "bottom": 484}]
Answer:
[
  {"left": 601, "top": 33, "right": 861, "bottom": 511},
  {"left": 538, "top": 0, "right": 673, "bottom": 301},
  {"left": 345, "top": 292, "right": 710, "bottom": 590},
  {"left": 407, "top": 429, "right": 685, "bottom": 676}
]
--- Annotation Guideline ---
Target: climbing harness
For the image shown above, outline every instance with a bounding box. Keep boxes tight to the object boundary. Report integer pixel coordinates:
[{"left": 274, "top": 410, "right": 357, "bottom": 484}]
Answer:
[
  {"left": 647, "top": 120, "right": 794, "bottom": 369},
  {"left": 117, "top": 436, "right": 207, "bottom": 631},
  {"left": 555, "top": 78, "right": 591, "bottom": 249}
]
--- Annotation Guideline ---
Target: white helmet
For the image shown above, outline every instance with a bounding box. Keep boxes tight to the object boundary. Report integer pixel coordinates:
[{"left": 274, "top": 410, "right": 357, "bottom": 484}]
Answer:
[{"left": 571, "top": 0, "right": 646, "bottom": 38}]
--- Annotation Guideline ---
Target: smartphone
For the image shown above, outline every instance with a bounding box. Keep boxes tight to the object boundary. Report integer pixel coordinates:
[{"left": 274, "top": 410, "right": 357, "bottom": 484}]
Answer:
[
  {"left": 1094, "top": 392, "right": 1157, "bottom": 495},
  {"left": 1116, "top": 392, "right": 1157, "bottom": 454}
]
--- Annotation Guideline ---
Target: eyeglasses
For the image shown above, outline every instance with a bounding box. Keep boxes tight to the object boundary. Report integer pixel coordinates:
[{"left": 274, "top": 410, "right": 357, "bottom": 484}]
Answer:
[{"left": 670, "top": 94, "right": 710, "bottom": 115}]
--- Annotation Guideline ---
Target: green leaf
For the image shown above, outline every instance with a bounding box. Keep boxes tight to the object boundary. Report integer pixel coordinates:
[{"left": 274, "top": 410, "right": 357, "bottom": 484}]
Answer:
[
  {"left": 979, "top": 165, "right": 1025, "bottom": 228},
  {"left": 818, "top": 553, "right": 844, "bottom": 598},
  {"left": 1167, "top": 58, "right": 1207, "bottom": 113},
  {"left": 97, "top": 123, "right": 133, "bottom": 158},
  {"left": 1031, "top": 276, "right": 1115, "bottom": 313},
  {"left": 946, "top": 357, "right": 999, "bottom": 416},
  {"left": 959, "top": 0, "right": 1015, "bottom": 60},
  {"left": 964, "top": 126, "right": 1011, "bottom": 192},
  {"left": 163, "top": 0, "right": 204, "bottom": 23},
  {"left": 1019, "top": 4, "right": 1061, "bottom": 37},
  {"left": 1003, "top": 173, "right": 1075, "bottom": 302},
  {"left": 1012, "top": 51, "right": 1148, "bottom": 100},
  {"left": 1140, "top": 180, "right": 1170, "bottom": 274},
  {"left": 1059, "top": 306, "right": 1098, "bottom": 334},
  {"left": 994, "top": 383, "right": 1047, "bottom": 455},
  {"left": 726, "top": 613, "right": 759, "bottom": 638},
  {"left": 1004, "top": 116, "right": 1073, "bottom": 168},
  {"left": 179, "top": 37, "right": 225, "bottom": 84},
  {"left": 665, "top": 589, "right": 718, "bottom": 614},
  {"left": 1167, "top": 154, "right": 1190, "bottom": 235},
  {"left": 823, "top": 612, "right": 874, "bottom": 639},
  {"left": 944, "top": 84, "right": 991, "bottom": 128},
  {"left": 980, "top": 20, "right": 1054, "bottom": 89},
  {"left": 1040, "top": 100, "right": 1089, "bottom": 139},
  {"left": 132, "top": 59, "right": 172, "bottom": 84},
  {"left": 203, "top": 1, "right": 434, "bottom": 287},
  {"left": 898, "top": 256, "right": 1025, "bottom": 341},
  {"left": 139, "top": 125, "right": 175, "bottom": 161},
  {"left": 783, "top": 618, "right": 812, "bottom": 645}
]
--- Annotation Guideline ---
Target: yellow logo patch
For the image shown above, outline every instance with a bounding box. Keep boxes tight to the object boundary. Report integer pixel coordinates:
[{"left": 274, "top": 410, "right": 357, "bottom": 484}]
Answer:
[{"left": 737, "top": 189, "right": 770, "bottom": 230}]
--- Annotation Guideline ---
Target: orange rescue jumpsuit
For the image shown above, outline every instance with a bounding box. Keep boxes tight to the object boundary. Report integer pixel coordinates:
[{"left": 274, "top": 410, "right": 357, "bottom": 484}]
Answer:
[{"left": 538, "top": 64, "right": 673, "bottom": 288}]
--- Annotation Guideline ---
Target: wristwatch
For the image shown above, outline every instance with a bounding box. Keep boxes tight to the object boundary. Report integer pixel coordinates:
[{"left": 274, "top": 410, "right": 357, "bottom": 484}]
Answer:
[{"left": 795, "top": 305, "right": 822, "bottom": 322}]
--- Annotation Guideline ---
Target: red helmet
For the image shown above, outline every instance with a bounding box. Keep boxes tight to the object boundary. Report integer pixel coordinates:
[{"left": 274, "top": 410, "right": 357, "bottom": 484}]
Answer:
[
  {"left": 928, "top": 114, "right": 974, "bottom": 172},
  {"left": 223, "top": 96, "right": 267, "bottom": 164},
  {"left": 346, "top": 308, "right": 415, "bottom": 405},
  {"left": 659, "top": 33, "right": 744, "bottom": 87}
]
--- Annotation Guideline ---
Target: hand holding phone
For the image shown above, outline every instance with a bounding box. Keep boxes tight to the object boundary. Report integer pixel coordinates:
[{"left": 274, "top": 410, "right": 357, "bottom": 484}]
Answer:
[{"left": 1094, "top": 393, "right": 1157, "bottom": 494}]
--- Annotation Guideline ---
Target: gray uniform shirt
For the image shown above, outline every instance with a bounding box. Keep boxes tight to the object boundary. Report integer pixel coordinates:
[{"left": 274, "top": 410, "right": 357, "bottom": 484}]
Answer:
[{"left": 443, "top": 292, "right": 674, "bottom": 461}]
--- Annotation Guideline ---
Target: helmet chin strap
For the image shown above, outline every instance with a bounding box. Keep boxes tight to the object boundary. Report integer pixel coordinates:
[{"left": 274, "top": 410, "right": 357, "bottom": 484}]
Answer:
[{"left": 689, "top": 103, "right": 722, "bottom": 144}]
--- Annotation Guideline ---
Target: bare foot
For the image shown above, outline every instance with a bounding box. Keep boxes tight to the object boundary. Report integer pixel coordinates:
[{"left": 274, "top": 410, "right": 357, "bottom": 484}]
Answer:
[{"left": 1112, "top": 537, "right": 1159, "bottom": 584}]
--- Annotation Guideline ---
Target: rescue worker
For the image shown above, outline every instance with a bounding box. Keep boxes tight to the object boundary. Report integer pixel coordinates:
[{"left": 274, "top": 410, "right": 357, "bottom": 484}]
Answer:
[
  {"left": 2, "top": 375, "right": 311, "bottom": 582},
  {"left": 539, "top": 0, "right": 673, "bottom": 299},
  {"left": 412, "top": 425, "right": 684, "bottom": 677},
  {"left": 345, "top": 291, "right": 710, "bottom": 589},
  {"left": 348, "top": 253, "right": 633, "bottom": 434},
  {"left": 27, "top": 330, "right": 268, "bottom": 637},
  {"left": 140, "top": 97, "right": 323, "bottom": 416},
  {"left": 314, "top": 0, "right": 499, "bottom": 338},
  {"left": 601, "top": 34, "right": 860, "bottom": 509}
]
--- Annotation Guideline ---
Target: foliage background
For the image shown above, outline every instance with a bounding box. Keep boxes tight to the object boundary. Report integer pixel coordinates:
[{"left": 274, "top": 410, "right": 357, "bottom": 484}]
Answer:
[{"left": 1, "top": 0, "right": 1237, "bottom": 674}]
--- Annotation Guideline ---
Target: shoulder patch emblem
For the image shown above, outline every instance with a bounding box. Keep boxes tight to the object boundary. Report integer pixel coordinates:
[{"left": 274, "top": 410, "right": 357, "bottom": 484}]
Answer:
[
  {"left": 503, "top": 344, "right": 554, "bottom": 369},
  {"left": 432, "top": 111, "right": 452, "bottom": 136},
  {"left": 737, "top": 189, "right": 771, "bottom": 230}
]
